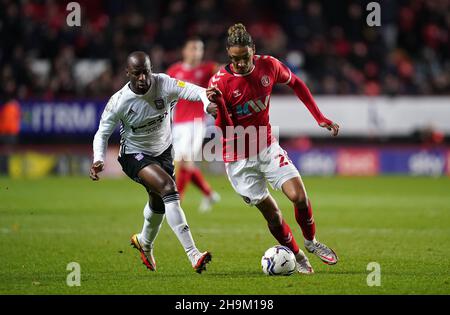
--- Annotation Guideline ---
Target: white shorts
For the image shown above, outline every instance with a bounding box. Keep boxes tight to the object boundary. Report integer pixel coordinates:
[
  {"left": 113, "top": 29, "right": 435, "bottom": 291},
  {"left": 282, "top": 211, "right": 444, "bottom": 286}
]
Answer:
[
  {"left": 172, "top": 120, "right": 205, "bottom": 161},
  {"left": 224, "top": 142, "right": 300, "bottom": 205}
]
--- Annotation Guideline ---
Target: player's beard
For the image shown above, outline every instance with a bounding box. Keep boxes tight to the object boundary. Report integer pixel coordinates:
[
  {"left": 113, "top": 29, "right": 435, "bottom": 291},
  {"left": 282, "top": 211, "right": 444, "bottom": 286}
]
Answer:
[{"left": 235, "top": 63, "right": 253, "bottom": 74}]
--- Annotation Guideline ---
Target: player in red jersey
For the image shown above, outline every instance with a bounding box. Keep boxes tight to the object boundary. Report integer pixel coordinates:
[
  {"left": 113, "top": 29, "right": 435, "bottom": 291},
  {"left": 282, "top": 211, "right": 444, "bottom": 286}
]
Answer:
[
  {"left": 167, "top": 37, "right": 221, "bottom": 212},
  {"left": 207, "top": 24, "right": 340, "bottom": 274}
]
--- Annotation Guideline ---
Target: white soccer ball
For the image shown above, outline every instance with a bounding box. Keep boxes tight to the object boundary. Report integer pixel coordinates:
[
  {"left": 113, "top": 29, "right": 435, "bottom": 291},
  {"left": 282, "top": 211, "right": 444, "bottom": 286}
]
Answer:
[{"left": 261, "top": 245, "right": 296, "bottom": 276}]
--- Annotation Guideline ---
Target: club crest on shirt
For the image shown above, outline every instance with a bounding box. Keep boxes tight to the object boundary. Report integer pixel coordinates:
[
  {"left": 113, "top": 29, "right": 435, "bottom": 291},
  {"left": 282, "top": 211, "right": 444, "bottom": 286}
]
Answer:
[
  {"left": 154, "top": 98, "right": 165, "bottom": 109},
  {"left": 261, "top": 75, "right": 270, "bottom": 87}
]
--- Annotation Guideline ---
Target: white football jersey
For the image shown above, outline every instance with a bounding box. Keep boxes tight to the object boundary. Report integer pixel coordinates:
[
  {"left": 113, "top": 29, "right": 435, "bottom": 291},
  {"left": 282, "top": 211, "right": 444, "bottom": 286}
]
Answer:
[{"left": 93, "top": 73, "right": 210, "bottom": 162}]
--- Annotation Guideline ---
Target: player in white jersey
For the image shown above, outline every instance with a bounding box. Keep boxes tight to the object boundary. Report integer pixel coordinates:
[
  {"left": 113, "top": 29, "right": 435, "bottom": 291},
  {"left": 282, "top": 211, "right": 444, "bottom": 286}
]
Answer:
[{"left": 90, "top": 51, "right": 215, "bottom": 273}]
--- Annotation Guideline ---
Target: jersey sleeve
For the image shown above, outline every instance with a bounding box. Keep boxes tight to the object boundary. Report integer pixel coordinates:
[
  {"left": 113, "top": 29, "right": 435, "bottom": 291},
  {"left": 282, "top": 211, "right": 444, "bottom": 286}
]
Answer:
[
  {"left": 208, "top": 70, "right": 228, "bottom": 108},
  {"left": 208, "top": 75, "right": 217, "bottom": 88},
  {"left": 208, "top": 71, "right": 223, "bottom": 91},
  {"left": 163, "top": 74, "right": 210, "bottom": 111},
  {"left": 92, "top": 94, "right": 121, "bottom": 163},
  {"left": 271, "top": 57, "right": 292, "bottom": 85},
  {"left": 287, "top": 73, "right": 331, "bottom": 125}
]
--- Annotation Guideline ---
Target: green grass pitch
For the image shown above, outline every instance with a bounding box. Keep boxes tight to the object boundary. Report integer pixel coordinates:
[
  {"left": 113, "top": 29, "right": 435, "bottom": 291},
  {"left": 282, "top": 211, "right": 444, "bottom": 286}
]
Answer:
[{"left": 0, "top": 175, "right": 449, "bottom": 294}]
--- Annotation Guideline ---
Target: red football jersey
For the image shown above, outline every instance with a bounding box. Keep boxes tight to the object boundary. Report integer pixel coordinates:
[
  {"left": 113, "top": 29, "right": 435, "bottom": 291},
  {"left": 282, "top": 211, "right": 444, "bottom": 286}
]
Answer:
[
  {"left": 208, "top": 55, "right": 292, "bottom": 162},
  {"left": 167, "top": 61, "right": 217, "bottom": 123}
]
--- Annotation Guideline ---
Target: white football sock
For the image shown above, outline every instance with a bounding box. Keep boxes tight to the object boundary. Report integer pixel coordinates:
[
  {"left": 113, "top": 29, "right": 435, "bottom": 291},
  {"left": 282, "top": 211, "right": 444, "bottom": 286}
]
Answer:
[
  {"left": 138, "top": 202, "right": 165, "bottom": 250},
  {"left": 162, "top": 193, "right": 199, "bottom": 258}
]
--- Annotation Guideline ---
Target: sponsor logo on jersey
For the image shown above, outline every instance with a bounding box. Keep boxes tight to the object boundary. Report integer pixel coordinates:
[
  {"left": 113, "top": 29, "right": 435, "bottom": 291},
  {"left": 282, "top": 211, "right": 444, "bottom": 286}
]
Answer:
[
  {"left": 130, "top": 111, "right": 169, "bottom": 133},
  {"left": 154, "top": 99, "right": 165, "bottom": 109},
  {"left": 261, "top": 75, "right": 270, "bottom": 87},
  {"left": 235, "top": 95, "right": 270, "bottom": 117},
  {"left": 233, "top": 89, "right": 242, "bottom": 98}
]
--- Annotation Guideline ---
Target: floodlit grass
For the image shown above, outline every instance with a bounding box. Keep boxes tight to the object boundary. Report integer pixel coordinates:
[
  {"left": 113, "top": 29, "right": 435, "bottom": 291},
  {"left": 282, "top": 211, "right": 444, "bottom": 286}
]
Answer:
[{"left": 1, "top": 175, "right": 449, "bottom": 294}]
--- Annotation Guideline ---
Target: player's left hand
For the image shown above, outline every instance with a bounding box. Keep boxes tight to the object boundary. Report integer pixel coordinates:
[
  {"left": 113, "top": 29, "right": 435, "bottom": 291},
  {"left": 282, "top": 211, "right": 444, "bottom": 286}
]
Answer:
[{"left": 320, "top": 121, "right": 340, "bottom": 136}]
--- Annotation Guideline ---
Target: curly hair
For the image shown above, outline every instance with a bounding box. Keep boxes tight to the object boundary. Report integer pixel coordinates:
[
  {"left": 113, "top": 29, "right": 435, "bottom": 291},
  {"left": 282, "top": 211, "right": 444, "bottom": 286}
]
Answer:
[{"left": 226, "top": 23, "right": 254, "bottom": 48}]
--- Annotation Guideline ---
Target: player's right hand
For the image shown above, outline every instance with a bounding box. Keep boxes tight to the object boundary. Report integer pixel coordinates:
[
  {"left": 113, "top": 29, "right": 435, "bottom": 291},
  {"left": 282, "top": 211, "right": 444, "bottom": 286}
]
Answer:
[
  {"left": 206, "top": 86, "right": 221, "bottom": 102},
  {"left": 89, "top": 161, "right": 104, "bottom": 181},
  {"left": 206, "top": 87, "right": 222, "bottom": 118},
  {"left": 319, "top": 121, "right": 340, "bottom": 137}
]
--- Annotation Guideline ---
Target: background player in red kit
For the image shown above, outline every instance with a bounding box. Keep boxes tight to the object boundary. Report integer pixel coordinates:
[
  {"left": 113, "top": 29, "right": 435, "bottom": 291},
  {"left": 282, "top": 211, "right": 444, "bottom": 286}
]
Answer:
[
  {"left": 207, "top": 24, "right": 340, "bottom": 274},
  {"left": 167, "top": 38, "right": 221, "bottom": 212}
]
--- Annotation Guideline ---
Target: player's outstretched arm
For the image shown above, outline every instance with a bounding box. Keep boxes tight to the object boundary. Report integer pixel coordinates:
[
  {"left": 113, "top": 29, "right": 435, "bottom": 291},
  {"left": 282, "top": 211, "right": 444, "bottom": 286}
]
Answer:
[
  {"left": 166, "top": 75, "right": 215, "bottom": 117},
  {"left": 89, "top": 161, "right": 104, "bottom": 181},
  {"left": 287, "top": 74, "right": 339, "bottom": 137},
  {"left": 91, "top": 94, "right": 120, "bottom": 181}
]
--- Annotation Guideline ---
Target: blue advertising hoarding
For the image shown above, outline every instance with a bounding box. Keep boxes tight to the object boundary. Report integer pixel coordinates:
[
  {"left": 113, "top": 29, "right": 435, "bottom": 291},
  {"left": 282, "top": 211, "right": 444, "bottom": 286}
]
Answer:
[
  {"left": 20, "top": 100, "right": 109, "bottom": 136},
  {"left": 286, "top": 147, "right": 449, "bottom": 176}
]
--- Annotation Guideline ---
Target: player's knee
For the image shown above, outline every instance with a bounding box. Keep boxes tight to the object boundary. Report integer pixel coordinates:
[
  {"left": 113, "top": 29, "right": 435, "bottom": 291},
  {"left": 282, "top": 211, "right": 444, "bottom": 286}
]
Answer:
[
  {"left": 286, "top": 189, "right": 307, "bottom": 208},
  {"left": 159, "top": 179, "right": 177, "bottom": 196}
]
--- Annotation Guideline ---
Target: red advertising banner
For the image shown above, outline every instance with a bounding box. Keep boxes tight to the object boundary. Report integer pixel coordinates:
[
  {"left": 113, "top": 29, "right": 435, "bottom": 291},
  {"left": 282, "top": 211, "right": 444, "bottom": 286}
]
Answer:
[{"left": 337, "top": 149, "right": 379, "bottom": 176}]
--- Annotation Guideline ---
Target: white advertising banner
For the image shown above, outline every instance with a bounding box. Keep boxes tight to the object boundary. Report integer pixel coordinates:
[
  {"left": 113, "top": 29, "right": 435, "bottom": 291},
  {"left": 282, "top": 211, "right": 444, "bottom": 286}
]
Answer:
[{"left": 269, "top": 96, "right": 450, "bottom": 137}]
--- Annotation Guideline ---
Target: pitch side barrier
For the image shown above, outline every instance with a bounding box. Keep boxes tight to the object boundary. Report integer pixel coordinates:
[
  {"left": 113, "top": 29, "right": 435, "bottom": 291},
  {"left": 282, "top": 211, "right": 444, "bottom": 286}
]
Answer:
[{"left": 1, "top": 144, "right": 449, "bottom": 177}]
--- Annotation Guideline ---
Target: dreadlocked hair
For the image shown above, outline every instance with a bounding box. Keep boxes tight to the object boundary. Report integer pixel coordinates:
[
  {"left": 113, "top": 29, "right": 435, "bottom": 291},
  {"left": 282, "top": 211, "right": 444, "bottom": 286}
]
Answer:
[{"left": 226, "top": 23, "right": 254, "bottom": 48}]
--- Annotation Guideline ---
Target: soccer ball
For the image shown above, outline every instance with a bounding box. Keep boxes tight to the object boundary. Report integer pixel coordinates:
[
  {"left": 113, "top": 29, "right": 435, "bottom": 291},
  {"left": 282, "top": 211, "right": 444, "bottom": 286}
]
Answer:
[{"left": 261, "top": 245, "right": 296, "bottom": 276}]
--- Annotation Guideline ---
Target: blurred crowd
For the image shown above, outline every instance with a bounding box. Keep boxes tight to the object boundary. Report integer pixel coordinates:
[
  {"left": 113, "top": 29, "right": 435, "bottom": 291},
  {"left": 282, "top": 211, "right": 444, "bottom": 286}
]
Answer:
[{"left": 0, "top": 0, "right": 449, "bottom": 101}]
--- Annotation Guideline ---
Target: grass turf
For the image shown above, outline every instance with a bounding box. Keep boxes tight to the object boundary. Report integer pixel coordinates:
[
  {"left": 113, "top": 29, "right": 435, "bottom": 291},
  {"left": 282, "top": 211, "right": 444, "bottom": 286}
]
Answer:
[{"left": 0, "top": 175, "right": 449, "bottom": 294}]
